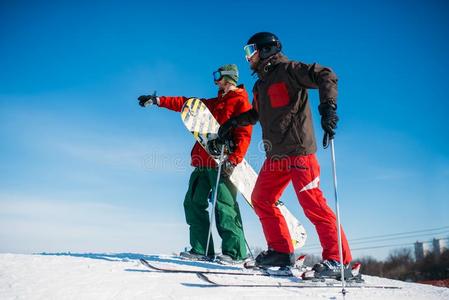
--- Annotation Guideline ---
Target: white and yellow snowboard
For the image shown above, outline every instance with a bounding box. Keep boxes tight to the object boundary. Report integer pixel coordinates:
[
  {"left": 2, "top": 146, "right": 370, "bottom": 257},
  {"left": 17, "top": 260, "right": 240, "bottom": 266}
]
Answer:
[{"left": 181, "top": 98, "right": 307, "bottom": 249}]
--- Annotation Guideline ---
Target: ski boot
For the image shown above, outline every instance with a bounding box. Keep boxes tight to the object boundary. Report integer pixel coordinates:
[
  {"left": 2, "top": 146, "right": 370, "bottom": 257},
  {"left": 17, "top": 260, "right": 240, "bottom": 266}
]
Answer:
[
  {"left": 243, "top": 249, "right": 295, "bottom": 276},
  {"left": 254, "top": 249, "right": 295, "bottom": 267},
  {"left": 179, "top": 249, "right": 213, "bottom": 261},
  {"left": 302, "top": 259, "right": 354, "bottom": 281},
  {"left": 215, "top": 254, "right": 251, "bottom": 265}
]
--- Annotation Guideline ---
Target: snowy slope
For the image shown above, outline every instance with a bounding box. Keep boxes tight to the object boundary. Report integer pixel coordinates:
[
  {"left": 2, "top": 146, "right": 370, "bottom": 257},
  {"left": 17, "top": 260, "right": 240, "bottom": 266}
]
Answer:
[{"left": 0, "top": 253, "right": 448, "bottom": 300}]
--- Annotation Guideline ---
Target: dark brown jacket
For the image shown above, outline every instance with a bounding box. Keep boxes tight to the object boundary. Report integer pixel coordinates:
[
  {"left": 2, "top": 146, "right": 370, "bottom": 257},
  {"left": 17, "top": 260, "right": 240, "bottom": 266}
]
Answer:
[{"left": 252, "top": 54, "right": 338, "bottom": 158}]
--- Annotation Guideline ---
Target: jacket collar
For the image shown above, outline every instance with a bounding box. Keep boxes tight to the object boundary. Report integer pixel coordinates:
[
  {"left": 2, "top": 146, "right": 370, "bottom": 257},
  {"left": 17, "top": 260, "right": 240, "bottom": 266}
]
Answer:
[
  {"left": 254, "top": 53, "right": 288, "bottom": 79},
  {"left": 217, "top": 84, "right": 246, "bottom": 100}
]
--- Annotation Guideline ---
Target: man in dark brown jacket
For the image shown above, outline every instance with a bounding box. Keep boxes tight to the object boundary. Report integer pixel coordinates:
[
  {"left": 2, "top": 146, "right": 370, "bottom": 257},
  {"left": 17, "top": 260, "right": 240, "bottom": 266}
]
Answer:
[{"left": 218, "top": 32, "right": 352, "bottom": 278}]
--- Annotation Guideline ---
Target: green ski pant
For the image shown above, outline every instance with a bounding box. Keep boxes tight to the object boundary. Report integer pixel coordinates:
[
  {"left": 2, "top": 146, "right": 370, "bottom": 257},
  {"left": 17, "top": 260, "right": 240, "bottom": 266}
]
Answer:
[{"left": 183, "top": 167, "right": 247, "bottom": 260}]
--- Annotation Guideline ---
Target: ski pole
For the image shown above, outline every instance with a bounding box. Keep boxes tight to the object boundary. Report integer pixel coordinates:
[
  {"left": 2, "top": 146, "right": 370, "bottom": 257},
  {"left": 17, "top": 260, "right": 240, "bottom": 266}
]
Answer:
[
  {"left": 205, "top": 145, "right": 226, "bottom": 258},
  {"left": 245, "top": 238, "right": 254, "bottom": 260},
  {"left": 330, "top": 138, "right": 347, "bottom": 295}
]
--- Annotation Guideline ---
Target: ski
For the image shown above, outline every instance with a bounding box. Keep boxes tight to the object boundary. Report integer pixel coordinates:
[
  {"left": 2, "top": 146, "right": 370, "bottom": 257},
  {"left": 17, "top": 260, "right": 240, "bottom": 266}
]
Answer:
[
  {"left": 139, "top": 258, "right": 294, "bottom": 277},
  {"left": 196, "top": 273, "right": 401, "bottom": 289},
  {"left": 141, "top": 258, "right": 401, "bottom": 289}
]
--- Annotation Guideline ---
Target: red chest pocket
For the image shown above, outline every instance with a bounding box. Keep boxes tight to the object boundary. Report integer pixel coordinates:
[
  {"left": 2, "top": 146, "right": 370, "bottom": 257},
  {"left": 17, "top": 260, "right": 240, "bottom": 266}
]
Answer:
[{"left": 267, "top": 82, "right": 290, "bottom": 108}]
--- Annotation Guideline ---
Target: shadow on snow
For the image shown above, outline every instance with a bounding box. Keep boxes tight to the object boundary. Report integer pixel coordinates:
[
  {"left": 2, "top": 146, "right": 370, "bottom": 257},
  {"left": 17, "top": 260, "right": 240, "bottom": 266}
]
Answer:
[{"left": 37, "top": 252, "right": 241, "bottom": 271}]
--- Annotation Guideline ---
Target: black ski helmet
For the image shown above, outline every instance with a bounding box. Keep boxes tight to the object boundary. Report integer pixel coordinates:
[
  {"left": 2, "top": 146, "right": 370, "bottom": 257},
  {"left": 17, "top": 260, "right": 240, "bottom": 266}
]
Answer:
[{"left": 246, "top": 32, "right": 282, "bottom": 60}]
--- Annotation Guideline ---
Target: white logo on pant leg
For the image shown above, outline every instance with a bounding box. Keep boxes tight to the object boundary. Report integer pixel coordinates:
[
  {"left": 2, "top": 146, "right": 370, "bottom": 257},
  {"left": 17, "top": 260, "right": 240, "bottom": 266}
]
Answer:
[{"left": 299, "top": 176, "right": 320, "bottom": 193}]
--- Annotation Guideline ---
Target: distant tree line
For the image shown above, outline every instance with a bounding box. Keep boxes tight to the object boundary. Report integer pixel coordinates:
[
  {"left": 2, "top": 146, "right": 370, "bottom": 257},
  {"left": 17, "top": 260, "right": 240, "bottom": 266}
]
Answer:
[{"left": 356, "top": 248, "right": 449, "bottom": 281}]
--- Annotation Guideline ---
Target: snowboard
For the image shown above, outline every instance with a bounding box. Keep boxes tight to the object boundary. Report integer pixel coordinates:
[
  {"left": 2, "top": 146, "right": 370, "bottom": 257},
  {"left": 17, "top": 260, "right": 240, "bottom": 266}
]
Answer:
[{"left": 180, "top": 98, "right": 307, "bottom": 249}]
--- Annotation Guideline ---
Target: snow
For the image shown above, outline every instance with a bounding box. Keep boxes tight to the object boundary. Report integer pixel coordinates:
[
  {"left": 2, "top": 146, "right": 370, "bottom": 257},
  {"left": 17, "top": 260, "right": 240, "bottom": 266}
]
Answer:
[{"left": 0, "top": 253, "right": 448, "bottom": 300}]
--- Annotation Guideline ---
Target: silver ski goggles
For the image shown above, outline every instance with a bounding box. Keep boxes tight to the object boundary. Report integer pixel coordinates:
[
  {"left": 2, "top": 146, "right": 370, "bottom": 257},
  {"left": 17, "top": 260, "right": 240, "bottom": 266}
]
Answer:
[
  {"left": 212, "top": 69, "right": 238, "bottom": 81},
  {"left": 244, "top": 44, "right": 258, "bottom": 61}
]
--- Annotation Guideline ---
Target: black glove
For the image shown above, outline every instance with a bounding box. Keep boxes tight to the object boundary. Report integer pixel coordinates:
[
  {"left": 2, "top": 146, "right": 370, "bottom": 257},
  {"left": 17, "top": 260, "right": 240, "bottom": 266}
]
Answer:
[
  {"left": 221, "top": 160, "right": 236, "bottom": 178},
  {"left": 217, "top": 109, "right": 259, "bottom": 139},
  {"left": 207, "top": 136, "right": 235, "bottom": 157},
  {"left": 217, "top": 118, "right": 238, "bottom": 139},
  {"left": 138, "top": 93, "right": 158, "bottom": 107},
  {"left": 318, "top": 101, "right": 339, "bottom": 148}
]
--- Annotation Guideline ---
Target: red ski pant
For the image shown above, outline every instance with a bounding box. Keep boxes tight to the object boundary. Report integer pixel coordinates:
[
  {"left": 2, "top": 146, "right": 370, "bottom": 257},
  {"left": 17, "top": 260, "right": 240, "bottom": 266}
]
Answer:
[{"left": 251, "top": 154, "right": 352, "bottom": 264}]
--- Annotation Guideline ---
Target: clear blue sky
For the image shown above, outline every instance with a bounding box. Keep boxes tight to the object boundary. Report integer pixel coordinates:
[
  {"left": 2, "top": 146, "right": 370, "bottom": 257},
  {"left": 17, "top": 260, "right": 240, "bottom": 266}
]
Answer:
[{"left": 1, "top": 0, "right": 448, "bottom": 260}]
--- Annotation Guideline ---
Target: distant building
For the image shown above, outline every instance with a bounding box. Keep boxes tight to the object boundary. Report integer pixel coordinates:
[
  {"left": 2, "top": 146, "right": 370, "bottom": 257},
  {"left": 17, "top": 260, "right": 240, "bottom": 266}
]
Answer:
[
  {"left": 432, "top": 238, "right": 449, "bottom": 257},
  {"left": 433, "top": 239, "right": 441, "bottom": 258},
  {"left": 414, "top": 241, "right": 431, "bottom": 260},
  {"left": 415, "top": 241, "right": 423, "bottom": 260}
]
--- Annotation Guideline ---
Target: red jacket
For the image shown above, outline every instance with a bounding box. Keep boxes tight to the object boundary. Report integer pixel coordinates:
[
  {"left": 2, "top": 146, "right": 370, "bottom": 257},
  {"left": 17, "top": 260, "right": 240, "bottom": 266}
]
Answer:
[{"left": 158, "top": 85, "right": 253, "bottom": 167}]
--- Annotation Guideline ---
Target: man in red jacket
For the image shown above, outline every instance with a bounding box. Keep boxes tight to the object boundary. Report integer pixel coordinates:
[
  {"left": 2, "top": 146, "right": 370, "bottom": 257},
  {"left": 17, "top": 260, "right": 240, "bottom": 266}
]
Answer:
[
  {"left": 138, "top": 64, "right": 252, "bottom": 263},
  {"left": 217, "top": 33, "right": 352, "bottom": 277}
]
